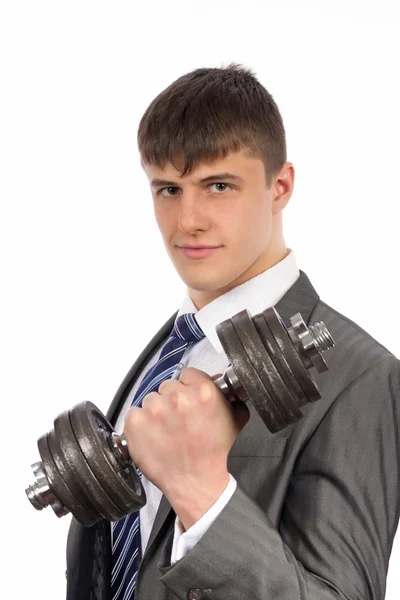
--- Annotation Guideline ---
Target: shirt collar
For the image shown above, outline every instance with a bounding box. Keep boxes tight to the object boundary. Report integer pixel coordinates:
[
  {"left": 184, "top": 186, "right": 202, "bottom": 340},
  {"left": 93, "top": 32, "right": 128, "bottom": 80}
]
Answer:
[{"left": 176, "top": 248, "right": 300, "bottom": 354}]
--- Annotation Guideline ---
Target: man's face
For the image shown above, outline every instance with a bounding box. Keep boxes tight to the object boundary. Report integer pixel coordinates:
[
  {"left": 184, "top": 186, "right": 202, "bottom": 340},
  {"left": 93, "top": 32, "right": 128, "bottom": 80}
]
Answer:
[{"left": 143, "top": 149, "right": 293, "bottom": 309}]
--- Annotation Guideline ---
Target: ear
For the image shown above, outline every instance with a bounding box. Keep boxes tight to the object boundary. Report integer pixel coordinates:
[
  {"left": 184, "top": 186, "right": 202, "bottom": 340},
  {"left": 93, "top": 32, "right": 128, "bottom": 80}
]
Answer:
[{"left": 272, "top": 162, "right": 295, "bottom": 214}]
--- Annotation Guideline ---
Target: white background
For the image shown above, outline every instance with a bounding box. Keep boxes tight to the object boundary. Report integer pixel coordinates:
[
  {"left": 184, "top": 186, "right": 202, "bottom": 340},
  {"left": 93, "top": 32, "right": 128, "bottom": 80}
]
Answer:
[{"left": 1, "top": 1, "right": 399, "bottom": 598}]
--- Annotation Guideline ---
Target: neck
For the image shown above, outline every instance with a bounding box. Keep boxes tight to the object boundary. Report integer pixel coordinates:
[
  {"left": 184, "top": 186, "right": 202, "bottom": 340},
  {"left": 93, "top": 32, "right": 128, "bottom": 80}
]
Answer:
[{"left": 189, "top": 245, "right": 290, "bottom": 311}]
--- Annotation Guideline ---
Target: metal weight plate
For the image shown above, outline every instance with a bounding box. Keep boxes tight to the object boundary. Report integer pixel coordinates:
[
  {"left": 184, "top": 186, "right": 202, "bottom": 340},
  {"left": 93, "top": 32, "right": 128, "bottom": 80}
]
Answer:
[
  {"left": 263, "top": 308, "right": 320, "bottom": 402},
  {"left": 69, "top": 401, "right": 146, "bottom": 515},
  {"left": 253, "top": 313, "right": 309, "bottom": 409},
  {"left": 232, "top": 310, "right": 303, "bottom": 424},
  {"left": 53, "top": 409, "right": 126, "bottom": 522},
  {"left": 216, "top": 317, "right": 287, "bottom": 432},
  {"left": 47, "top": 427, "right": 101, "bottom": 524},
  {"left": 37, "top": 433, "right": 96, "bottom": 526}
]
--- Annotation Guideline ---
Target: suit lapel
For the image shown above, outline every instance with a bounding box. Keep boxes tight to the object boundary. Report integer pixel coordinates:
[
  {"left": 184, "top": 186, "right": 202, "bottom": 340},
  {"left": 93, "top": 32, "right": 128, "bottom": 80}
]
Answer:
[{"left": 142, "top": 494, "right": 172, "bottom": 560}]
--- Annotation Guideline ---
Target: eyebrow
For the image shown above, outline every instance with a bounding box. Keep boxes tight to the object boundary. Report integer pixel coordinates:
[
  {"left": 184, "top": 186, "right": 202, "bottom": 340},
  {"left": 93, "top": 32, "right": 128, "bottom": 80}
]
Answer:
[{"left": 150, "top": 172, "right": 245, "bottom": 188}]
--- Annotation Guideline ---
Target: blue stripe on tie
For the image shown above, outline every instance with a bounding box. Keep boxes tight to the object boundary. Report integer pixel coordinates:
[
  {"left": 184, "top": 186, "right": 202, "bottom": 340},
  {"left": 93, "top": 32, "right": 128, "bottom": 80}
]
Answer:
[
  {"left": 131, "top": 365, "right": 177, "bottom": 408},
  {"left": 184, "top": 313, "right": 204, "bottom": 339},
  {"left": 112, "top": 518, "right": 140, "bottom": 584},
  {"left": 112, "top": 516, "right": 129, "bottom": 551},
  {"left": 112, "top": 550, "right": 138, "bottom": 600},
  {"left": 110, "top": 313, "right": 205, "bottom": 600}
]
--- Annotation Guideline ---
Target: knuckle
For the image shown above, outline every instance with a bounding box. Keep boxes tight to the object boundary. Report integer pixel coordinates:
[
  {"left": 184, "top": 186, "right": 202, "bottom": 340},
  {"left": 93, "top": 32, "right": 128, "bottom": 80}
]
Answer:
[
  {"left": 172, "top": 390, "right": 189, "bottom": 410},
  {"left": 170, "top": 390, "right": 182, "bottom": 406},
  {"left": 141, "top": 391, "right": 157, "bottom": 409},
  {"left": 198, "top": 380, "right": 213, "bottom": 402},
  {"left": 158, "top": 380, "right": 170, "bottom": 393},
  {"left": 159, "top": 379, "right": 180, "bottom": 395},
  {"left": 124, "top": 406, "right": 141, "bottom": 428}
]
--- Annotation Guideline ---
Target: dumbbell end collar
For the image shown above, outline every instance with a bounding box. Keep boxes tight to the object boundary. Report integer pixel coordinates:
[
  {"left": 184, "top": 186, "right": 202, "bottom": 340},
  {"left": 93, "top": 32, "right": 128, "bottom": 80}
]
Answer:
[
  {"left": 213, "top": 365, "right": 249, "bottom": 403},
  {"left": 25, "top": 461, "right": 70, "bottom": 518},
  {"left": 110, "top": 432, "right": 131, "bottom": 468}
]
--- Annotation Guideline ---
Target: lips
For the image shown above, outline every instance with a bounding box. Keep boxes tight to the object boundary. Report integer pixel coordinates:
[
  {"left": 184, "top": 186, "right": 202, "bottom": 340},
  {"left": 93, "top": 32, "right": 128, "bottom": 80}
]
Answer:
[
  {"left": 179, "top": 244, "right": 220, "bottom": 249},
  {"left": 179, "top": 246, "right": 222, "bottom": 259}
]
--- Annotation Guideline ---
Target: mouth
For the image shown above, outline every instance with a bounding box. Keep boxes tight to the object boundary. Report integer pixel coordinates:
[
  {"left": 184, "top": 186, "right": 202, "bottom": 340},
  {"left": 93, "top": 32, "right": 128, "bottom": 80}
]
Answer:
[{"left": 178, "top": 246, "right": 223, "bottom": 259}]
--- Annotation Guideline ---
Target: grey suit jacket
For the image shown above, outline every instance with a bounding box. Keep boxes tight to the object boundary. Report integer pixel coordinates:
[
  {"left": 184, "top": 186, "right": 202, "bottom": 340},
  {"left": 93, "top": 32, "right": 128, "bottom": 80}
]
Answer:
[{"left": 66, "top": 270, "right": 400, "bottom": 600}]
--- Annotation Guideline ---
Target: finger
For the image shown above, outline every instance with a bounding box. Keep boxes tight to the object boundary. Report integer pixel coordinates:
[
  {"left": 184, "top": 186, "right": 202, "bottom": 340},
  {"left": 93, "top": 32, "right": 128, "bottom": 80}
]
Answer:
[
  {"left": 158, "top": 379, "right": 182, "bottom": 394},
  {"left": 124, "top": 405, "right": 144, "bottom": 430},
  {"left": 179, "top": 367, "right": 215, "bottom": 386},
  {"left": 141, "top": 391, "right": 161, "bottom": 409}
]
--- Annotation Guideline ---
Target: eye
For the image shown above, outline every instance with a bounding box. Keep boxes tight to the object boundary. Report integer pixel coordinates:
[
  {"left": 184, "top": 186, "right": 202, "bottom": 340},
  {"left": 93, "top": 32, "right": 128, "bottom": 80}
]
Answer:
[
  {"left": 157, "top": 186, "right": 179, "bottom": 197},
  {"left": 156, "top": 183, "right": 232, "bottom": 197},
  {"left": 210, "top": 183, "right": 231, "bottom": 193}
]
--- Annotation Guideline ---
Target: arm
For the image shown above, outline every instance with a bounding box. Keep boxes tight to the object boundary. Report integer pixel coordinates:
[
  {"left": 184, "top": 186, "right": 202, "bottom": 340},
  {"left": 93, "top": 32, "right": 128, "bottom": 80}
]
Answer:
[{"left": 158, "top": 357, "right": 400, "bottom": 600}]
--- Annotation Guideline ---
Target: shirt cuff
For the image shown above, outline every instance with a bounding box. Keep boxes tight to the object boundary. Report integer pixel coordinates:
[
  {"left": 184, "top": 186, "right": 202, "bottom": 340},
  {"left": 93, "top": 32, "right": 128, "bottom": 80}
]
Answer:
[{"left": 170, "top": 474, "right": 237, "bottom": 565}]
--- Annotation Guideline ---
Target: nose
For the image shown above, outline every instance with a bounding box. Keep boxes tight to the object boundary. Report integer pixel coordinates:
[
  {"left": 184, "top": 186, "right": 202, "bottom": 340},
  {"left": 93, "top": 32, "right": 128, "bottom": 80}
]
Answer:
[{"left": 177, "top": 191, "right": 210, "bottom": 234}]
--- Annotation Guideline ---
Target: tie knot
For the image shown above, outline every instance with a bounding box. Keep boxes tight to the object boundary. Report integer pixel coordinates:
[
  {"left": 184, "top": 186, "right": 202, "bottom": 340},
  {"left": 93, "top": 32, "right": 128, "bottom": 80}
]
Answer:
[{"left": 173, "top": 313, "right": 205, "bottom": 344}]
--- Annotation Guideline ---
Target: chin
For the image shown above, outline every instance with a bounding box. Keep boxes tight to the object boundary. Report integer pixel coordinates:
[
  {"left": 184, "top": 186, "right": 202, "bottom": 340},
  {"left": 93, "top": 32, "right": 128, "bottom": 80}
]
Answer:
[
  {"left": 172, "top": 259, "right": 245, "bottom": 292},
  {"left": 180, "top": 273, "right": 233, "bottom": 293}
]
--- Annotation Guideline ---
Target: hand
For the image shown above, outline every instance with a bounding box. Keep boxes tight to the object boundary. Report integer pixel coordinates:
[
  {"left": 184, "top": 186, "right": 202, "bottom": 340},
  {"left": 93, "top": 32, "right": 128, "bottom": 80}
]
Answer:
[{"left": 123, "top": 367, "right": 250, "bottom": 529}]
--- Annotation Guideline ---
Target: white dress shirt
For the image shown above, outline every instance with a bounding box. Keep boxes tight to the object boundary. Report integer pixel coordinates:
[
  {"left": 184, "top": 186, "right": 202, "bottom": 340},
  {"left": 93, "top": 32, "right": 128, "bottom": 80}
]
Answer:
[{"left": 114, "top": 248, "right": 300, "bottom": 564}]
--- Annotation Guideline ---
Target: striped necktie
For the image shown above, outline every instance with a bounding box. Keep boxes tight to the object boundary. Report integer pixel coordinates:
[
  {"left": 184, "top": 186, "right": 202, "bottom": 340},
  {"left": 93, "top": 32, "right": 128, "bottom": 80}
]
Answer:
[{"left": 110, "top": 312, "right": 205, "bottom": 600}]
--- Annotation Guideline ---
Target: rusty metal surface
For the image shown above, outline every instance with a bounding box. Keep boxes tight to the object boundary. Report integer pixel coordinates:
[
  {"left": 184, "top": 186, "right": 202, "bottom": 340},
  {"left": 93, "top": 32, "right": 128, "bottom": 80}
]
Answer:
[
  {"left": 47, "top": 428, "right": 98, "bottom": 525},
  {"left": 263, "top": 307, "right": 320, "bottom": 402},
  {"left": 38, "top": 433, "right": 95, "bottom": 526},
  {"left": 216, "top": 316, "right": 286, "bottom": 432},
  {"left": 232, "top": 309, "right": 303, "bottom": 425},
  {"left": 253, "top": 312, "right": 308, "bottom": 409},
  {"left": 53, "top": 410, "right": 124, "bottom": 522},
  {"left": 70, "top": 402, "right": 146, "bottom": 515}
]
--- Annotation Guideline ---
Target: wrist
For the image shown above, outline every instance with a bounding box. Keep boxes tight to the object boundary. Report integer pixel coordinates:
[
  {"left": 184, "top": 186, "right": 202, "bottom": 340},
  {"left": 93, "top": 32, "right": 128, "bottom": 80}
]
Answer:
[{"left": 165, "top": 471, "right": 230, "bottom": 531}]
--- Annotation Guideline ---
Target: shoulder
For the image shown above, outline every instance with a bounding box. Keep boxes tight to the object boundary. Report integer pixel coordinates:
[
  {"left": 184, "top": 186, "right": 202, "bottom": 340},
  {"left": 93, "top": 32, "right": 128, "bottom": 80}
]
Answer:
[{"left": 310, "top": 298, "right": 399, "bottom": 385}]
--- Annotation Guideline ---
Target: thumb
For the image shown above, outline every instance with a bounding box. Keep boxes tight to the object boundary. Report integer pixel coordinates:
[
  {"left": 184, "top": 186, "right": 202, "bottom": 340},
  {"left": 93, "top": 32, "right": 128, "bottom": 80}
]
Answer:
[{"left": 179, "top": 366, "right": 214, "bottom": 385}]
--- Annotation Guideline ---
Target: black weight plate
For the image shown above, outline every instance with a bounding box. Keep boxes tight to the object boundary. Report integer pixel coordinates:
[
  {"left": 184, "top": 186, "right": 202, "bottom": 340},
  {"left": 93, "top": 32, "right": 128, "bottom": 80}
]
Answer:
[
  {"left": 54, "top": 409, "right": 125, "bottom": 521},
  {"left": 216, "top": 317, "right": 287, "bottom": 432},
  {"left": 232, "top": 310, "right": 303, "bottom": 424},
  {"left": 47, "top": 427, "right": 100, "bottom": 524},
  {"left": 263, "top": 308, "right": 320, "bottom": 401},
  {"left": 253, "top": 313, "right": 308, "bottom": 408},
  {"left": 37, "top": 433, "right": 96, "bottom": 527},
  {"left": 69, "top": 401, "right": 146, "bottom": 514}
]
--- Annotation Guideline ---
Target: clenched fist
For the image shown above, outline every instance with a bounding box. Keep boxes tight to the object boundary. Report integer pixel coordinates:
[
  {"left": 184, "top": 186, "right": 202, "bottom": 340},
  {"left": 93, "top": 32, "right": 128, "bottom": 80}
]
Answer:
[{"left": 123, "top": 367, "right": 250, "bottom": 529}]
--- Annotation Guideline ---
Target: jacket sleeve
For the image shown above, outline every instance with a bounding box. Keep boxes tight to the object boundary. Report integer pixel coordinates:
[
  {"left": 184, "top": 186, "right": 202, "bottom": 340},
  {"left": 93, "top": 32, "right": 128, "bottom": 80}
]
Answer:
[
  {"left": 171, "top": 475, "right": 237, "bottom": 563},
  {"left": 157, "top": 356, "right": 400, "bottom": 600}
]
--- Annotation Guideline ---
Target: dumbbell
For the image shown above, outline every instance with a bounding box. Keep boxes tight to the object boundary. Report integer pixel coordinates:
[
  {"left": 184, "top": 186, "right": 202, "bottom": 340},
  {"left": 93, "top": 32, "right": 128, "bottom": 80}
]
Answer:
[{"left": 25, "top": 306, "right": 335, "bottom": 527}]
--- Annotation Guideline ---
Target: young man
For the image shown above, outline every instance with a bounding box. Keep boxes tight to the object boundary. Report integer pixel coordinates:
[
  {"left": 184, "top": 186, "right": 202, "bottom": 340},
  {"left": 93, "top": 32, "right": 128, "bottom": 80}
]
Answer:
[{"left": 66, "top": 63, "right": 400, "bottom": 600}]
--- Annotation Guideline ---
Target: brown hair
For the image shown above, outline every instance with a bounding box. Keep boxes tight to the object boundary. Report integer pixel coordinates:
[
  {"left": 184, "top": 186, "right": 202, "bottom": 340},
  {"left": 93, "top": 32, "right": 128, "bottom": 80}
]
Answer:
[{"left": 137, "top": 62, "right": 287, "bottom": 188}]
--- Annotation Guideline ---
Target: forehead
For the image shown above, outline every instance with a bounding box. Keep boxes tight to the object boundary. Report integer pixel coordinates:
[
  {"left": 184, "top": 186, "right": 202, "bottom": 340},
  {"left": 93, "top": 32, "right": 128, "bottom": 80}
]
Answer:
[{"left": 142, "top": 149, "right": 264, "bottom": 183}]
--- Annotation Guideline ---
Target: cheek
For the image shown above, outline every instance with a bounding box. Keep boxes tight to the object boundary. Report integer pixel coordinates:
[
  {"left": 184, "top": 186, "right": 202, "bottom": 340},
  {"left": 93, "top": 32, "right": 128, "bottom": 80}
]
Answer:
[{"left": 224, "top": 203, "right": 265, "bottom": 241}]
